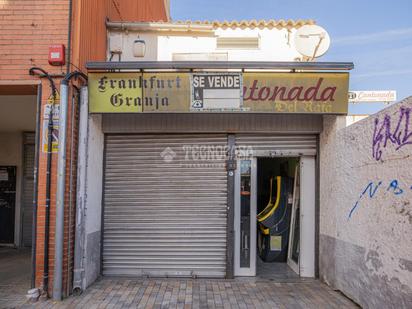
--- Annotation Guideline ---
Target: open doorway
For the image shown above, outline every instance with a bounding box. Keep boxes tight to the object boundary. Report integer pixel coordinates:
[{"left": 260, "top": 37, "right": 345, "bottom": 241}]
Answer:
[
  {"left": 256, "top": 157, "right": 299, "bottom": 279},
  {"left": 0, "top": 94, "right": 37, "bottom": 247},
  {"left": 234, "top": 155, "right": 315, "bottom": 278}
]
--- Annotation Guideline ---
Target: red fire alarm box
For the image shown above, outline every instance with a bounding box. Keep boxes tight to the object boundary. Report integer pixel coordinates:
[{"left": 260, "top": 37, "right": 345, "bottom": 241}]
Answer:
[{"left": 48, "top": 44, "right": 65, "bottom": 66}]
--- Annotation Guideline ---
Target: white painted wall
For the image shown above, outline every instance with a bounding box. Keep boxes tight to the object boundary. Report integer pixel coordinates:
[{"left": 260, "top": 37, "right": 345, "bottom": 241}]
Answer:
[
  {"left": 109, "top": 26, "right": 303, "bottom": 62},
  {"left": 319, "top": 97, "right": 412, "bottom": 307},
  {"left": 83, "top": 114, "right": 104, "bottom": 288},
  {"left": 346, "top": 114, "right": 368, "bottom": 126},
  {"left": 0, "top": 132, "right": 23, "bottom": 246}
]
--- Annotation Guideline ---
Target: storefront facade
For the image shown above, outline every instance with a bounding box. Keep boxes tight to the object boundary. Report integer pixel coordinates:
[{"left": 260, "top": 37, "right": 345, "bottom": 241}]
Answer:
[{"left": 73, "top": 61, "right": 351, "bottom": 289}]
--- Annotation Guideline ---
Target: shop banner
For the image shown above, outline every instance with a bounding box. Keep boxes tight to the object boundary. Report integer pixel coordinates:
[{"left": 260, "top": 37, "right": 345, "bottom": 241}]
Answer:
[
  {"left": 243, "top": 73, "right": 349, "bottom": 113},
  {"left": 88, "top": 72, "right": 190, "bottom": 113},
  {"left": 88, "top": 72, "right": 349, "bottom": 114},
  {"left": 89, "top": 73, "right": 143, "bottom": 113}
]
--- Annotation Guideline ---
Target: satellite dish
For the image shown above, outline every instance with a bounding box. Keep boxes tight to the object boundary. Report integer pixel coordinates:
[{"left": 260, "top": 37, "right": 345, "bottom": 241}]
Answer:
[{"left": 294, "top": 25, "right": 331, "bottom": 59}]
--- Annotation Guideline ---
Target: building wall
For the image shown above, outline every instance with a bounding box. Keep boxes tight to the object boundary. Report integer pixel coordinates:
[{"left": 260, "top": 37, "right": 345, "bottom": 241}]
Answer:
[
  {"left": 0, "top": 0, "right": 169, "bottom": 81},
  {"left": 82, "top": 114, "right": 104, "bottom": 289},
  {"left": 0, "top": 133, "right": 23, "bottom": 246},
  {"left": 0, "top": 0, "right": 69, "bottom": 82},
  {"left": 319, "top": 97, "right": 412, "bottom": 307},
  {"left": 0, "top": 95, "right": 37, "bottom": 247},
  {"left": 107, "top": 0, "right": 169, "bottom": 22},
  {"left": 108, "top": 22, "right": 310, "bottom": 62},
  {"left": 346, "top": 114, "right": 368, "bottom": 126}
]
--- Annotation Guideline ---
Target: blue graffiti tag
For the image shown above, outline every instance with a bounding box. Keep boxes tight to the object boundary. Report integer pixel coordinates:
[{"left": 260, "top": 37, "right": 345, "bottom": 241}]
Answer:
[
  {"left": 348, "top": 179, "right": 410, "bottom": 219},
  {"left": 348, "top": 181, "right": 382, "bottom": 219},
  {"left": 387, "top": 179, "right": 404, "bottom": 195}
]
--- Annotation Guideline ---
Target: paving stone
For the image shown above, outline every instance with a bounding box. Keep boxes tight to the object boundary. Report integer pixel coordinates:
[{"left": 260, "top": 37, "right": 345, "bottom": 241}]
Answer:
[{"left": 0, "top": 248, "right": 359, "bottom": 309}]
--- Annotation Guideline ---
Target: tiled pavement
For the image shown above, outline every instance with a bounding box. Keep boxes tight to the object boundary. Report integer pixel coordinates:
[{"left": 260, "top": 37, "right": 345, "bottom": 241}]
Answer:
[
  {"left": 0, "top": 248, "right": 358, "bottom": 308},
  {"left": 0, "top": 247, "right": 31, "bottom": 309},
  {"left": 19, "top": 277, "right": 357, "bottom": 309}
]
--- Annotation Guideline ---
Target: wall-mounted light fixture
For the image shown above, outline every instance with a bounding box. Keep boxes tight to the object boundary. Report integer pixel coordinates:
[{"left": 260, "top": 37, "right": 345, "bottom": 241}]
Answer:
[{"left": 133, "top": 37, "right": 146, "bottom": 57}]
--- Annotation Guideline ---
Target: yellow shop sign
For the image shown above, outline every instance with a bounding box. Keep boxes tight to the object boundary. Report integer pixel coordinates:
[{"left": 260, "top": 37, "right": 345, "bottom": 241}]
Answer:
[
  {"left": 88, "top": 73, "right": 190, "bottom": 113},
  {"left": 242, "top": 73, "right": 349, "bottom": 114},
  {"left": 88, "top": 72, "right": 349, "bottom": 114}
]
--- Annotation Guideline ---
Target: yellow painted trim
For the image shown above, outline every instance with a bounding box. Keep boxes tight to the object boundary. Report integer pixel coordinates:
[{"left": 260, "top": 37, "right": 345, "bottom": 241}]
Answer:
[
  {"left": 257, "top": 176, "right": 281, "bottom": 222},
  {"left": 259, "top": 224, "right": 270, "bottom": 235},
  {"left": 257, "top": 177, "right": 273, "bottom": 221}
]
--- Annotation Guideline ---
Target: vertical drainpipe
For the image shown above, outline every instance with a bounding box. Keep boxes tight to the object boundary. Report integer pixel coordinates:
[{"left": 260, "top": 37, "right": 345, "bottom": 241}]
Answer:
[
  {"left": 66, "top": 86, "right": 79, "bottom": 296},
  {"left": 72, "top": 86, "right": 88, "bottom": 295},
  {"left": 28, "top": 67, "right": 57, "bottom": 298},
  {"left": 30, "top": 83, "right": 42, "bottom": 289},
  {"left": 53, "top": 72, "right": 87, "bottom": 301},
  {"left": 53, "top": 79, "right": 69, "bottom": 301}
]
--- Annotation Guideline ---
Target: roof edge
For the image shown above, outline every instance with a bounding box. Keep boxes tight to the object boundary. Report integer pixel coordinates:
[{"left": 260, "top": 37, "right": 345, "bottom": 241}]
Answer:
[
  {"left": 86, "top": 61, "right": 354, "bottom": 71},
  {"left": 106, "top": 19, "right": 316, "bottom": 32}
]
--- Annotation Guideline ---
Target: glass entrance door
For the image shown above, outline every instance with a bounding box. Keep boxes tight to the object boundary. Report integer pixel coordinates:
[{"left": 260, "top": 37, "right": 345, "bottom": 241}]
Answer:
[{"left": 234, "top": 159, "right": 257, "bottom": 276}]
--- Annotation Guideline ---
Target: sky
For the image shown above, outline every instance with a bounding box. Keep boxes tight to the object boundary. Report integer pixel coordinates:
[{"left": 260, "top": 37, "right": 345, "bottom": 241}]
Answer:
[{"left": 171, "top": 0, "right": 412, "bottom": 115}]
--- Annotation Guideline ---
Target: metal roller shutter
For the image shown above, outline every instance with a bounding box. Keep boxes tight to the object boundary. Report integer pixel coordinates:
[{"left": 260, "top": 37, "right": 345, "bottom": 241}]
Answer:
[
  {"left": 103, "top": 134, "right": 228, "bottom": 278},
  {"left": 22, "top": 133, "right": 35, "bottom": 247},
  {"left": 235, "top": 134, "right": 317, "bottom": 157}
]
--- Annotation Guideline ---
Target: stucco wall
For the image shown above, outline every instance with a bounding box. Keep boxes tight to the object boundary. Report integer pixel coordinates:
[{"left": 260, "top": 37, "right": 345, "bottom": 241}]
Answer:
[
  {"left": 319, "top": 97, "right": 412, "bottom": 308},
  {"left": 110, "top": 25, "right": 304, "bottom": 62},
  {"left": 83, "top": 114, "right": 104, "bottom": 288}
]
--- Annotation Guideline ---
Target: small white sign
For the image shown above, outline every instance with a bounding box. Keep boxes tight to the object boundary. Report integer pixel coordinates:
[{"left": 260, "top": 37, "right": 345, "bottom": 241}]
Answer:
[
  {"left": 191, "top": 73, "right": 243, "bottom": 111},
  {"left": 0, "top": 169, "right": 8, "bottom": 181},
  {"left": 43, "top": 104, "right": 60, "bottom": 120},
  {"left": 348, "top": 90, "right": 397, "bottom": 103}
]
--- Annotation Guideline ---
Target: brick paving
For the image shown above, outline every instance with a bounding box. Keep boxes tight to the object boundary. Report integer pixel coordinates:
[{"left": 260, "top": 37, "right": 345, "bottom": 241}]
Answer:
[
  {"left": 17, "top": 277, "right": 357, "bottom": 309},
  {"left": 0, "top": 249, "right": 358, "bottom": 308},
  {"left": 0, "top": 247, "right": 31, "bottom": 309}
]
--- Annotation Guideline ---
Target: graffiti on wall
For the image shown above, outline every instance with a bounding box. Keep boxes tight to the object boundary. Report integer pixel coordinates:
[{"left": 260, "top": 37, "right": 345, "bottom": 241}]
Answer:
[
  {"left": 348, "top": 179, "right": 411, "bottom": 219},
  {"left": 372, "top": 106, "right": 412, "bottom": 161}
]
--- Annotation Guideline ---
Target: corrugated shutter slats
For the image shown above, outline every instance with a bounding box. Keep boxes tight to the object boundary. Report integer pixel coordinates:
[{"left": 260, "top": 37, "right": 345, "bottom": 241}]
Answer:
[
  {"left": 235, "top": 134, "right": 317, "bottom": 156},
  {"left": 22, "top": 132, "right": 35, "bottom": 247},
  {"left": 103, "top": 134, "right": 228, "bottom": 278}
]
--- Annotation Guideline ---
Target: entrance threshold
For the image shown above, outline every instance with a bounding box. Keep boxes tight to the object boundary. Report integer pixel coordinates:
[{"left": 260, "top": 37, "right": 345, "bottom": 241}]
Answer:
[{"left": 256, "top": 256, "right": 300, "bottom": 281}]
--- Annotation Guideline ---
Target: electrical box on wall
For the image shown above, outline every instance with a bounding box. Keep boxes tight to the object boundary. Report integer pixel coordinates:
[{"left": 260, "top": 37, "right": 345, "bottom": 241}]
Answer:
[{"left": 48, "top": 44, "right": 65, "bottom": 66}]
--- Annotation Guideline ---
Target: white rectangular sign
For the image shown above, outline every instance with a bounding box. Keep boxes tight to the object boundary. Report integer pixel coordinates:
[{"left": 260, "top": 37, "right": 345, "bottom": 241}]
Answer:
[
  {"left": 43, "top": 103, "right": 60, "bottom": 120},
  {"left": 348, "top": 90, "right": 396, "bottom": 103},
  {"left": 191, "top": 73, "right": 243, "bottom": 111}
]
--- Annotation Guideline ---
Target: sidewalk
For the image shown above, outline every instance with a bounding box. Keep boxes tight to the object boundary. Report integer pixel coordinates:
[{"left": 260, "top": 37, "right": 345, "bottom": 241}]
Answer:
[
  {"left": 0, "top": 248, "right": 358, "bottom": 308},
  {"left": 22, "top": 277, "right": 357, "bottom": 309},
  {"left": 0, "top": 247, "right": 31, "bottom": 309}
]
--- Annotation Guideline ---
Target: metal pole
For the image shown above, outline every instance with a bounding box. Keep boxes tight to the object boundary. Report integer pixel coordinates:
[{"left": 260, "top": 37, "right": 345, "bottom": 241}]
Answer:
[
  {"left": 53, "top": 80, "right": 69, "bottom": 300},
  {"left": 30, "top": 83, "right": 42, "bottom": 289},
  {"left": 226, "top": 134, "right": 236, "bottom": 279},
  {"left": 28, "top": 67, "right": 57, "bottom": 299},
  {"left": 43, "top": 91, "right": 54, "bottom": 297}
]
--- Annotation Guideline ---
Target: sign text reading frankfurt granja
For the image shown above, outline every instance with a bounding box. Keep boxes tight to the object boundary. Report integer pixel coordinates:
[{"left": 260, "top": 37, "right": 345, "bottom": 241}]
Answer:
[{"left": 88, "top": 72, "right": 349, "bottom": 114}]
